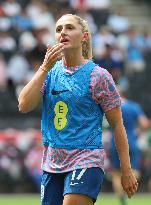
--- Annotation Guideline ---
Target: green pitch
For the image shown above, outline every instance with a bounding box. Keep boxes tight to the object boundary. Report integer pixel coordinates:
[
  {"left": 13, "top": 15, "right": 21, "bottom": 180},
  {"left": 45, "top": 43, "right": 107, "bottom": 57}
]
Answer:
[
  {"left": 96, "top": 194, "right": 151, "bottom": 205},
  {"left": 0, "top": 194, "right": 150, "bottom": 205}
]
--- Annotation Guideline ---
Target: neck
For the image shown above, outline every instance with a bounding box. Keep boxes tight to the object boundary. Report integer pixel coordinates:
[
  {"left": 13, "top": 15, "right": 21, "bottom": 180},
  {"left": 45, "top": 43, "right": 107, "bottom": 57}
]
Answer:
[{"left": 62, "top": 49, "right": 86, "bottom": 67}]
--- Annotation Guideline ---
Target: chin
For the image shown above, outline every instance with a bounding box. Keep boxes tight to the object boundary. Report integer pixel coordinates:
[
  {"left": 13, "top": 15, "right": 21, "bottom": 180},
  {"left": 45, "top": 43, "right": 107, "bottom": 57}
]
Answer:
[
  {"left": 63, "top": 42, "right": 71, "bottom": 47},
  {"left": 63, "top": 45, "right": 72, "bottom": 51}
]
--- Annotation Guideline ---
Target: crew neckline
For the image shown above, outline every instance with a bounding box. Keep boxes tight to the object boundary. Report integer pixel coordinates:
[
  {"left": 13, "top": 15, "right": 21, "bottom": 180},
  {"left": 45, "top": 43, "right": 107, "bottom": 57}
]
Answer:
[{"left": 61, "top": 59, "right": 90, "bottom": 74}]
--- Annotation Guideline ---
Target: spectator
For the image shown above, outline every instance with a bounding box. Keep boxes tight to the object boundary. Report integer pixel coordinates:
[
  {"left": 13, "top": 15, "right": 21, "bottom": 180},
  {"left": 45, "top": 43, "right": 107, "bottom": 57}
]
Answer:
[
  {"left": 69, "top": 0, "right": 87, "bottom": 10},
  {"left": 0, "top": 32, "right": 17, "bottom": 61},
  {"left": 0, "top": 54, "right": 7, "bottom": 91},
  {"left": 12, "top": 10, "right": 33, "bottom": 31},
  {"left": 2, "top": 0, "right": 21, "bottom": 17},
  {"left": 70, "top": 0, "right": 111, "bottom": 27},
  {"left": 7, "top": 53, "right": 30, "bottom": 89},
  {"left": 107, "top": 8, "right": 130, "bottom": 35},
  {"left": 24, "top": 139, "right": 43, "bottom": 192},
  {"left": 0, "top": 32, "right": 17, "bottom": 52},
  {"left": 125, "top": 27, "right": 146, "bottom": 75},
  {"left": 76, "top": 7, "right": 97, "bottom": 34},
  {"left": 86, "top": 0, "right": 111, "bottom": 9},
  {"left": 93, "top": 25, "right": 116, "bottom": 58},
  {"left": 19, "top": 31, "right": 37, "bottom": 52},
  {"left": 93, "top": 25, "right": 125, "bottom": 83},
  {"left": 143, "top": 30, "right": 151, "bottom": 51},
  {"left": 87, "top": 0, "right": 111, "bottom": 27},
  {"left": 0, "top": 10, "right": 12, "bottom": 32},
  {"left": 28, "top": 2, "right": 55, "bottom": 46},
  {"left": 26, "top": 0, "right": 44, "bottom": 20}
]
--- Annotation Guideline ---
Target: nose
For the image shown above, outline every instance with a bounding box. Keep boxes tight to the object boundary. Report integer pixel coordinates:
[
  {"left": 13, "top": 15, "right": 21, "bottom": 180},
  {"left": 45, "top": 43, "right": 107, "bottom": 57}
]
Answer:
[{"left": 61, "top": 27, "right": 67, "bottom": 36}]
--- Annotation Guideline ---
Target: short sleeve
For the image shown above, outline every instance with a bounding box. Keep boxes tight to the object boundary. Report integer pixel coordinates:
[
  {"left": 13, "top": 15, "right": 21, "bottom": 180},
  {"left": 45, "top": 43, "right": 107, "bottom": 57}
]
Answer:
[{"left": 90, "top": 66, "right": 121, "bottom": 112}]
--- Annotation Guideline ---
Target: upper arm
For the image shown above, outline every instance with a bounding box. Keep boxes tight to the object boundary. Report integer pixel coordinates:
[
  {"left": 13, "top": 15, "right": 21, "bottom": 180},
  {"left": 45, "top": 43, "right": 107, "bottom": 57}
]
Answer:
[
  {"left": 105, "top": 106, "right": 123, "bottom": 129},
  {"left": 90, "top": 66, "right": 121, "bottom": 112}
]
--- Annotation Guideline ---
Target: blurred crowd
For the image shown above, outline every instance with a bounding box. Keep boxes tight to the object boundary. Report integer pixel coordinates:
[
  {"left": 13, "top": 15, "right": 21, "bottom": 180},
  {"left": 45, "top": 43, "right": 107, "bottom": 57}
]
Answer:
[
  {"left": 0, "top": 129, "right": 42, "bottom": 193},
  {"left": 0, "top": 127, "right": 151, "bottom": 193},
  {"left": 0, "top": 0, "right": 151, "bottom": 96},
  {"left": 0, "top": 0, "right": 151, "bottom": 193}
]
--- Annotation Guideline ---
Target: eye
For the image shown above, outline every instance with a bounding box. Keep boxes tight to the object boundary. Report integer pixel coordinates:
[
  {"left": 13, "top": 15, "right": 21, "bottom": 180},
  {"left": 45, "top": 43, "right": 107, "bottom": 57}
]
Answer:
[
  {"left": 67, "top": 25, "right": 74, "bottom": 30},
  {"left": 56, "top": 27, "right": 62, "bottom": 32}
]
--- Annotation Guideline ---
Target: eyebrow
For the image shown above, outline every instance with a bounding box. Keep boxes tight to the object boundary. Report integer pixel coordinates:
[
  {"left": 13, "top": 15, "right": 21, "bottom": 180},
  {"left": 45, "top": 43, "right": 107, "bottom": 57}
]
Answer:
[{"left": 56, "top": 23, "right": 75, "bottom": 28}]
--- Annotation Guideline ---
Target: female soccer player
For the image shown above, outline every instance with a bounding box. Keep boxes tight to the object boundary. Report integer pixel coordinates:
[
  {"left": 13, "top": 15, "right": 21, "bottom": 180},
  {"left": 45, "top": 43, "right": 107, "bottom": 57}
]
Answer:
[{"left": 18, "top": 14, "right": 138, "bottom": 205}]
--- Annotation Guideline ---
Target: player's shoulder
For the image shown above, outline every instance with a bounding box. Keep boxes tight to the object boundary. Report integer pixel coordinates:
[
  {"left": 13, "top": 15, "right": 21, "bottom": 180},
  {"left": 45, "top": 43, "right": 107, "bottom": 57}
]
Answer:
[
  {"left": 92, "top": 63, "right": 112, "bottom": 80},
  {"left": 126, "top": 99, "right": 141, "bottom": 110},
  {"left": 127, "top": 99, "right": 139, "bottom": 106}
]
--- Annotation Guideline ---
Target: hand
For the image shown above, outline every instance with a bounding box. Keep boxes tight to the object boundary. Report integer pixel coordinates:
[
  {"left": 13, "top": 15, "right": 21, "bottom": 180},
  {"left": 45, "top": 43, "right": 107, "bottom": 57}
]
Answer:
[
  {"left": 41, "top": 43, "right": 64, "bottom": 71},
  {"left": 121, "top": 169, "right": 138, "bottom": 198}
]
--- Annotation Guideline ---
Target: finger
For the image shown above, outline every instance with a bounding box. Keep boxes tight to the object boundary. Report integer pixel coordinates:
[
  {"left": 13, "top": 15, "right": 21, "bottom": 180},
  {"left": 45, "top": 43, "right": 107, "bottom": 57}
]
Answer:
[
  {"left": 132, "top": 182, "right": 138, "bottom": 193},
  {"left": 43, "top": 44, "right": 64, "bottom": 68},
  {"left": 56, "top": 53, "right": 64, "bottom": 60},
  {"left": 44, "top": 49, "right": 63, "bottom": 68},
  {"left": 46, "top": 47, "right": 63, "bottom": 59},
  {"left": 48, "top": 43, "right": 64, "bottom": 53},
  {"left": 126, "top": 189, "right": 133, "bottom": 198},
  {"left": 47, "top": 44, "right": 52, "bottom": 49},
  {"left": 47, "top": 43, "right": 60, "bottom": 49},
  {"left": 126, "top": 185, "right": 137, "bottom": 198},
  {"left": 47, "top": 45, "right": 63, "bottom": 57},
  {"left": 131, "top": 180, "right": 138, "bottom": 192},
  {"left": 46, "top": 44, "right": 63, "bottom": 55},
  {"left": 49, "top": 48, "right": 64, "bottom": 61},
  {"left": 45, "top": 48, "right": 63, "bottom": 64},
  {"left": 51, "top": 44, "right": 64, "bottom": 54},
  {"left": 46, "top": 44, "right": 56, "bottom": 51}
]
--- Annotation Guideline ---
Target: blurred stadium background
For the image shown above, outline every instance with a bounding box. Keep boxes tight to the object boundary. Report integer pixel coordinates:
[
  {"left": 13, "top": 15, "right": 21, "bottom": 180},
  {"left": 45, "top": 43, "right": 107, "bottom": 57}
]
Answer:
[{"left": 0, "top": 0, "right": 151, "bottom": 204}]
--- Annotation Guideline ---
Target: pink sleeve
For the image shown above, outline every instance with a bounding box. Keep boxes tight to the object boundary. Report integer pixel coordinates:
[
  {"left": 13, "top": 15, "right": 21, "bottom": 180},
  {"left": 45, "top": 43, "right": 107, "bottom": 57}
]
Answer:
[{"left": 90, "top": 66, "right": 121, "bottom": 112}]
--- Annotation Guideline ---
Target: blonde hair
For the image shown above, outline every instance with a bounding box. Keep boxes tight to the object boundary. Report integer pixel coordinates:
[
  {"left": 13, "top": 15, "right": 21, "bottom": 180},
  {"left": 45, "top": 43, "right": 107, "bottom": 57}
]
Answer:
[{"left": 60, "top": 14, "right": 93, "bottom": 60}]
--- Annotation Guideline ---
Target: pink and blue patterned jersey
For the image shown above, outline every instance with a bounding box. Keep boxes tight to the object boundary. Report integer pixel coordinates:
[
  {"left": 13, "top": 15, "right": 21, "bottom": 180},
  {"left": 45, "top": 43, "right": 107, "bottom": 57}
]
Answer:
[
  {"left": 41, "top": 60, "right": 121, "bottom": 173},
  {"left": 41, "top": 60, "right": 104, "bottom": 149}
]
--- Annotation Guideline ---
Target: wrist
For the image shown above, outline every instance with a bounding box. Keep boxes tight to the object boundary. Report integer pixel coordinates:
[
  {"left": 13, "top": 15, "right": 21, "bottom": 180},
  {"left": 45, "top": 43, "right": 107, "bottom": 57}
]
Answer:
[
  {"left": 40, "top": 65, "right": 48, "bottom": 73},
  {"left": 120, "top": 166, "right": 132, "bottom": 174}
]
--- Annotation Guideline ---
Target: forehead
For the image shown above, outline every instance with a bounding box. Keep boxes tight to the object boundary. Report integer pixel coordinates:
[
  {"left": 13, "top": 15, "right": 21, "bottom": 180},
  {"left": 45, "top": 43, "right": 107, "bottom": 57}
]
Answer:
[{"left": 56, "top": 15, "right": 80, "bottom": 27}]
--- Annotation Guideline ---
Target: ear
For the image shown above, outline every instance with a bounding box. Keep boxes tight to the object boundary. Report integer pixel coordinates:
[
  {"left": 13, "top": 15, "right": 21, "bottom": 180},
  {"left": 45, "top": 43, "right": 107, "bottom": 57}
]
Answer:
[{"left": 82, "top": 32, "right": 89, "bottom": 42}]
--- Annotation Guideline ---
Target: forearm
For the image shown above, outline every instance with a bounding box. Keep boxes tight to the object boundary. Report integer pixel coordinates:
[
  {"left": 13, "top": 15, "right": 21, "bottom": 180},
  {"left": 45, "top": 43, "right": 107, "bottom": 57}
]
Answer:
[
  {"left": 105, "top": 107, "right": 131, "bottom": 173},
  {"left": 114, "top": 123, "right": 139, "bottom": 198},
  {"left": 18, "top": 43, "right": 64, "bottom": 113},
  {"left": 113, "top": 122, "right": 131, "bottom": 173},
  {"left": 18, "top": 68, "right": 47, "bottom": 113}
]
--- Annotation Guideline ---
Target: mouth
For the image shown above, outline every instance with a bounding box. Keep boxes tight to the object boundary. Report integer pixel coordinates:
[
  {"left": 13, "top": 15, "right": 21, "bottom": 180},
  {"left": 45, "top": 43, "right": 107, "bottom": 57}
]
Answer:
[{"left": 60, "top": 38, "right": 69, "bottom": 44}]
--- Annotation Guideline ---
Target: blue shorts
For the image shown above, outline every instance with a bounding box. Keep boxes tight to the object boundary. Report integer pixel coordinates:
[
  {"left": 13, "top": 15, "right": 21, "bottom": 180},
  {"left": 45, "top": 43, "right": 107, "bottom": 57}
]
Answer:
[{"left": 41, "top": 167, "right": 104, "bottom": 205}]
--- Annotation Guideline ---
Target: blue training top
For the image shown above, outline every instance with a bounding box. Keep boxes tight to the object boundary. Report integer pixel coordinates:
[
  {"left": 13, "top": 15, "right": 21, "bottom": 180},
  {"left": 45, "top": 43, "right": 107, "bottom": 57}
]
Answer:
[
  {"left": 111, "top": 98, "right": 144, "bottom": 149},
  {"left": 41, "top": 60, "right": 104, "bottom": 149}
]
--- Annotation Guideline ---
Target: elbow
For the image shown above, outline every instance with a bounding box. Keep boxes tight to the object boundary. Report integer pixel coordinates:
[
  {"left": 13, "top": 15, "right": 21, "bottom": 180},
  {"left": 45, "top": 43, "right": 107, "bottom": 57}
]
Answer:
[
  {"left": 18, "top": 99, "right": 30, "bottom": 113},
  {"left": 18, "top": 103, "right": 28, "bottom": 113}
]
